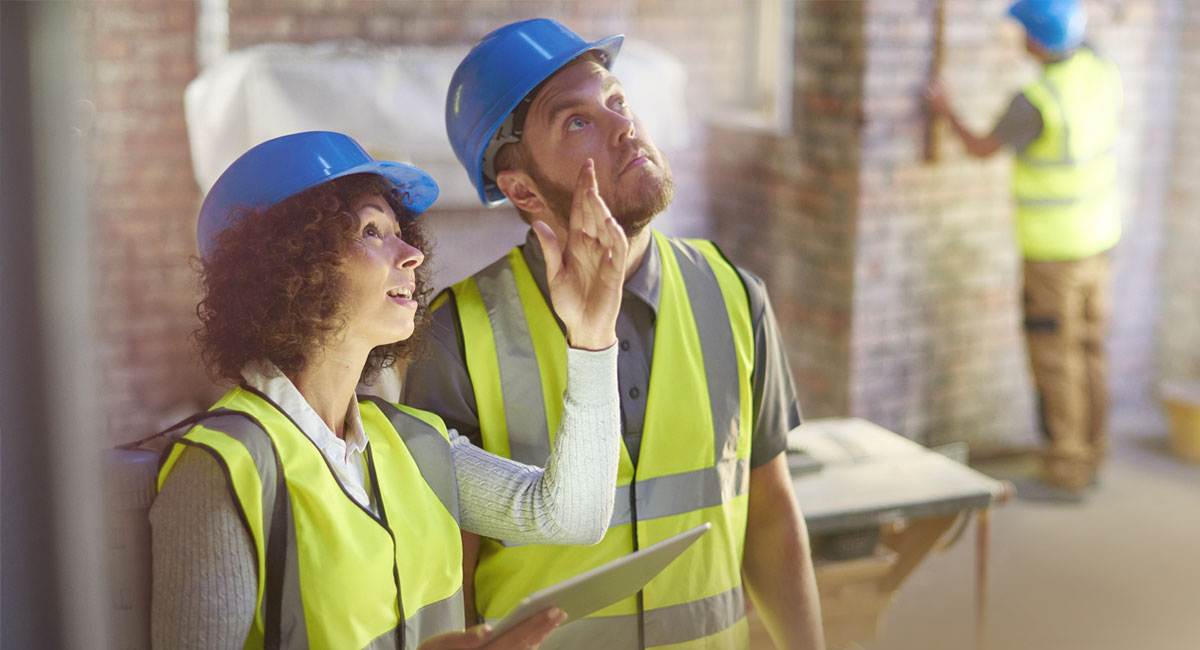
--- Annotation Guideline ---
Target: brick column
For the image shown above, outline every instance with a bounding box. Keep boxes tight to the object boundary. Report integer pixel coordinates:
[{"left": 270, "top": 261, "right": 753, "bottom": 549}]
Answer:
[
  {"left": 709, "top": 0, "right": 1183, "bottom": 447},
  {"left": 708, "top": 0, "right": 864, "bottom": 418},
  {"left": 84, "top": 0, "right": 208, "bottom": 444},
  {"left": 1093, "top": 0, "right": 1182, "bottom": 429},
  {"left": 849, "top": 0, "right": 1040, "bottom": 446},
  {"left": 1161, "top": 1, "right": 1200, "bottom": 384}
]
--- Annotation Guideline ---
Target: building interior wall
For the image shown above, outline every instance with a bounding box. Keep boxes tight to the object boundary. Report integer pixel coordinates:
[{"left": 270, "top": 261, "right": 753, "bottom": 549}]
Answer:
[
  {"left": 83, "top": 0, "right": 1198, "bottom": 450},
  {"left": 847, "top": 0, "right": 1182, "bottom": 446},
  {"left": 1162, "top": 0, "right": 1200, "bottom": 386}
]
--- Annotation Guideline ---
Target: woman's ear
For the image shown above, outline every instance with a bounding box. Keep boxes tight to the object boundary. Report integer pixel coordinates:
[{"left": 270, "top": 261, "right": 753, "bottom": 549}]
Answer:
[{"left": 496, "top": 170, "right": 545, "bottom": 214}]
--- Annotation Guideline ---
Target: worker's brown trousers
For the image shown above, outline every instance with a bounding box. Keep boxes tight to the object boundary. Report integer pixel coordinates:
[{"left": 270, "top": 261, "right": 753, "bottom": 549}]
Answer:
[{"left": 1023, "top": 253, "right": 1111, "bottom": 489}]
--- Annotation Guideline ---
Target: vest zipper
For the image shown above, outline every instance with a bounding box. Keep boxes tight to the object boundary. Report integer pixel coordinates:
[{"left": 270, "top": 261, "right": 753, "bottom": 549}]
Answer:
[
  {"left": 629, "top": 477, "right": 645, "bottom": 650},
  {"left": 366, "top": 445, "right": 407, "bottom": 648}
]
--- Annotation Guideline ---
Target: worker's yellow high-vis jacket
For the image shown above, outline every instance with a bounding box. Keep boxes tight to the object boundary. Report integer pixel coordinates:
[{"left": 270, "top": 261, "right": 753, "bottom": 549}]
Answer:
[
  {"left": 445, "top": 231, "right": 755, "bottom": 649},
  {"left": 1014, "top": 46, "right": 1123, "bottom": 261},
  {"left": 157, "top": 387, "right": 463, "bottom": 650}
]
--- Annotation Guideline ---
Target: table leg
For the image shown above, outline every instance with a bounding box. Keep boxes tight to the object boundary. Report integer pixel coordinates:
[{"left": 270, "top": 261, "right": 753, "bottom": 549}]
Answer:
[
  {"left": 879, "top": 514, "right": 958, "bottom": 593},
  {"left": 975, "top": 507, "right": 991, "bottom": 650}
]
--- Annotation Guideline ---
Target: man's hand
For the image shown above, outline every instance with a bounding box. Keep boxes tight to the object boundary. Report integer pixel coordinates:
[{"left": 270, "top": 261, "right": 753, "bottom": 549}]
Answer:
[
  {"left": 924, "top": 79, "right": 952, "bottom": 118},
  {"left": 922, "top": 79, "right": 1003, "bottom": 158},
  {"left": 532, "top": 158, "right": 629, "bottom": 351},
  {"left": 417, "top": 607, "right": 567, "bottom": 650}
]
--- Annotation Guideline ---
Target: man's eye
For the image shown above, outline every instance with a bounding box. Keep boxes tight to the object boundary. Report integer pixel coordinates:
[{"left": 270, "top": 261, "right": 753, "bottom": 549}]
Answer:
[
  {"left": 613, "top": 97, "right": 628, "bottom": 110},
  {"left": 566, "top": 117, "right": 587, "bottom": 132}
]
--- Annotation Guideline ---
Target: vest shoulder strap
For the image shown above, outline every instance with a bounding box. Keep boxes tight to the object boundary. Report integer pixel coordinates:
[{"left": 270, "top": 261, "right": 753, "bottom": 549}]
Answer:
[
  {"left": 155, "top": 408, "right": 290, "bottom": 650},
  {"left": 358, "top": 395, "right": 461, "bottom": 523},
  {"left": 682, "top": 237, "right": 753, "bottom": 313}
]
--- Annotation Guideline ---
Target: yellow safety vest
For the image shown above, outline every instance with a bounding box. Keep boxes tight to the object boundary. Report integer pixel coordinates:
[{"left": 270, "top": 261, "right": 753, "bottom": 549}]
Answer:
[
  {"left": 1013, "top": 46, "right": 1122, "bottom": 260},
  {"left": 443, "top": 231, "right": 755, "bottom": 649},
  {"left": 157, "top": 387, "right": 463, "bottom": 650}
]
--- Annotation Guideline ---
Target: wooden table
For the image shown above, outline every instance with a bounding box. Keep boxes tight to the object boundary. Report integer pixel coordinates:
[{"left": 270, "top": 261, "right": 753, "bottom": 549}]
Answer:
[{"left": 748, "top": 418, "right": 1010, "bottom": 649}]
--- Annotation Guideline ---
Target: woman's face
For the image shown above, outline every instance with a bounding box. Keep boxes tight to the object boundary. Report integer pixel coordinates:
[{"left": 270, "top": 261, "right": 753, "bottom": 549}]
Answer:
[{"left": 340, "top": 193, "right": 425, "bottom": 350}]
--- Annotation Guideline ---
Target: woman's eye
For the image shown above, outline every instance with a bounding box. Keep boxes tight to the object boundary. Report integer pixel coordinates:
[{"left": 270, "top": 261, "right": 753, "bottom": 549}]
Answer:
[
  {"left": 566, "top": 117, "right": 587, "bottom": 132},
  {"left": 362, "top": 223, "right": 381, "bottom": 239}
]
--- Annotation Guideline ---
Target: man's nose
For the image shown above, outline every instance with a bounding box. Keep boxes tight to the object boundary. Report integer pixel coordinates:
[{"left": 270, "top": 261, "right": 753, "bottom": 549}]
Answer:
[{"left": 609, "top": 112, "right": 636, "bottom": 147}]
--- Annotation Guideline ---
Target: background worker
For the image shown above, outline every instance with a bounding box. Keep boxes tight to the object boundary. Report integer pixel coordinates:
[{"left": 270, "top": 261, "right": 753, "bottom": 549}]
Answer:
[
  {"left": 403, "top": 18, "right": 824, "bottom": 649},
  {"left": 925, "top": 0, "right": 1122, "bottom": 494}
]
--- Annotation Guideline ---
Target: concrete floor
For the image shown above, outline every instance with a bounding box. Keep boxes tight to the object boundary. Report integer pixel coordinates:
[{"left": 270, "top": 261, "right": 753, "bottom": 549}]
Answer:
[{"left": 864, "top": 427, "right": 1200, "bottom": 650}]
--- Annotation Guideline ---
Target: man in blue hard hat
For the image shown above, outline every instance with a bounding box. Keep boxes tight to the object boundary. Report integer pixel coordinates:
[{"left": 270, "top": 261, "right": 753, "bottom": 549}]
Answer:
[
  {"left": 925, "top": 0, "right": 1122, "bottom": 495},
  {"left": 403, "top": 18, "right": 825, "bottom": 650}
]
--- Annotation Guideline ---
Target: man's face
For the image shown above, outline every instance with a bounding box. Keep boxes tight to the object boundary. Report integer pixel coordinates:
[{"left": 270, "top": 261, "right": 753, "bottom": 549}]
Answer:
[{"left": 518, "top": 59, "right": 674, "bottom": 236}]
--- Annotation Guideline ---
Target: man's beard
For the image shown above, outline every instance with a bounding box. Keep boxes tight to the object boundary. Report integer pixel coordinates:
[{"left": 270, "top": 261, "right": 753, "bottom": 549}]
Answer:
[{"left": 531, "top": 144, "right": 675, "bottom": 239}]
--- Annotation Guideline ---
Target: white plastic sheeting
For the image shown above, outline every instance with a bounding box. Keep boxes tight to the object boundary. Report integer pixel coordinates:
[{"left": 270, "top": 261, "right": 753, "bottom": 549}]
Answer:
[{"left": 184, "top": 39, "right": 691, "bottom": 209}]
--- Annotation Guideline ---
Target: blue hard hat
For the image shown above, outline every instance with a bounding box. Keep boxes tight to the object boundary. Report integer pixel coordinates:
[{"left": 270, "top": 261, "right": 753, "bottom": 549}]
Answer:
[
  {"left": 445, "top": 19, "right": 624, "bottom": 206},
  {"left": 197, "top": 131, "right": 438, "bottom": 259},
  {"left": 1008, "top": 0, "right": 1087, "bottom": 53}
]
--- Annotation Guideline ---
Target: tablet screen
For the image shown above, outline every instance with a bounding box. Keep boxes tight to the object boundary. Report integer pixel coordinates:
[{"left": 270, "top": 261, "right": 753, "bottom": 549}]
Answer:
[{"left": 489, "top": 522, "right": 712, "bottom": 637}]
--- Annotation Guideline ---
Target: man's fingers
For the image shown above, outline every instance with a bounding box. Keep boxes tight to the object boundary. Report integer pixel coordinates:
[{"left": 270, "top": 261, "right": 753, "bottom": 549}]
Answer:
[
  {"left": 605, "top": 216, "right": 628, "bottom": 268},
  {"left": 595, "top": 215, "right": 621, "bottom": 267},
  {"left": 578, "top": 159, "right": 600, "bottom": 240},
  {"left": 572, "top": 158, "right": 599, "bottom": 239},
  {"left": 486, "top": 607, "right": 566, "bottom": 649},
  {"left": 569, "top": 161, "right": 591, "bottom": 238},
  {"left": 415, "top": 625, "right": 491, "bottom": 650},
  {"left": 601, "top": 220, "right": 626, "bottom": 274},
  {"left": 532, "top": 220, "right": 563, "bottom": 279},
  {"left": 593, "top": 205, "right": 613, "bottom": 252}
]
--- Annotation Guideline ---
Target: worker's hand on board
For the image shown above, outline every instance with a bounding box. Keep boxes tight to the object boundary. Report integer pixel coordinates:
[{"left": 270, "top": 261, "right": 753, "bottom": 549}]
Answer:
[
  {"left": 417, "top": 607, "right": 567, "bottom": 650},
  {"left": 924, "top": 80, "right": 952, "bottom": 117}
]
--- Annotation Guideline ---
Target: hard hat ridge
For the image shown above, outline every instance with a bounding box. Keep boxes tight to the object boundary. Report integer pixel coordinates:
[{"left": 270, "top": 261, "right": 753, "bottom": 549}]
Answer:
[
  {"left": 445, "top": 18, "right": 624, "bottom": 206},
  {"left": 1008, "top": 0, "right": 1087, "bottom": 53}
]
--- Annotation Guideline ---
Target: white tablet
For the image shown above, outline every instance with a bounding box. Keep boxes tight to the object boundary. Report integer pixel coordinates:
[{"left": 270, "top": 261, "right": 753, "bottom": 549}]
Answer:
[{"left": 488, "top": 522, "right": 712, "bottom": 637}]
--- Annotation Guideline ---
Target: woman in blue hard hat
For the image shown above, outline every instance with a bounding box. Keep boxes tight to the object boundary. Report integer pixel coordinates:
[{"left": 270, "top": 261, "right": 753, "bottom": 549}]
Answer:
[{"left": 150, "top": 131, "right": 628, "bottom": 649}]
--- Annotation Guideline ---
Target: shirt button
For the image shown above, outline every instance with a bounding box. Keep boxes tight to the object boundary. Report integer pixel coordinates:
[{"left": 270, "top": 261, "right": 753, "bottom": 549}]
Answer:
[
  {"left": 620, "top": 340, "right": 631, "bottom": 351},
  {"left": 629, "top": 387, "right": 641, "bottom": 399}
]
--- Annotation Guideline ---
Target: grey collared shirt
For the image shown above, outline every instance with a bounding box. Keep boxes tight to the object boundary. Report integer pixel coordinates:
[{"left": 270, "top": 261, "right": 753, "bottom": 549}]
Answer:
[{"left": 403, "top": 229, "right": 800, "bottom": 469}]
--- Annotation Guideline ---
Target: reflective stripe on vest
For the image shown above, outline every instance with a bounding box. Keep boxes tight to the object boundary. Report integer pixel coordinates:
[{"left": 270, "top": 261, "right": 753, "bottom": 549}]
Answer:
[
  {"left": 448, "top": 231, "right": 754, "bottom": 649},
  {"left": 157, "top": 388, "right": 464, "bottom": 649},
  {"left": 1013, "top": 47, "right": 1122, "bottom": 260},
  {"left": 529, "top": 585, "right": 749, "bottom": 650}
]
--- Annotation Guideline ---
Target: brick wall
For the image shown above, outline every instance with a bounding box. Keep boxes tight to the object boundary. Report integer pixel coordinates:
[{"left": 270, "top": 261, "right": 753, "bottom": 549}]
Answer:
[
  {"left": 85, "top": 0, "right": 1191, "bottom": 446},
  {"left": 220, "top": 0, "right": 757, "bottom": 240},
  {"left": 84, "top": 0, "right": 212, "bottom": 445},
  {"left": 849, "top": 0, "right": 1184, "bottom": 445},
  {"left": 850, "top": 0, "right": 1037, "bottom": 446},
  {"left": 84, "top": 0, "right": 757, "bottom": 442},
  {"left": 709, "top": 0, "right": 1183, "bottom": 448},
  {"left": 709, "top": 0, "right": 865, "bottom": 418},
  {"left": 1161, "top": 1, "right": 1200, "bottom": 386},
  {"left": 1091, "top": 0, "right": 1181, "bottom": 430},
  {"left": 223, "top": 0, "right": 751, "bottom": 113}
]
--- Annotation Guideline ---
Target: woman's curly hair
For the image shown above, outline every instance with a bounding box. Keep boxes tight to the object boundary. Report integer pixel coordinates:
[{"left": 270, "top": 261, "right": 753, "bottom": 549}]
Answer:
[{"left": 194, "top": 173, "right": 433, "bottom": 385}]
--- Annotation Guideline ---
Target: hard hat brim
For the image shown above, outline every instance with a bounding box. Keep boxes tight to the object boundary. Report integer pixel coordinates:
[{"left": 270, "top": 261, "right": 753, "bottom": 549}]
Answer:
[{"left": 319, "top": 159, "right": 440, "bottom": 216}]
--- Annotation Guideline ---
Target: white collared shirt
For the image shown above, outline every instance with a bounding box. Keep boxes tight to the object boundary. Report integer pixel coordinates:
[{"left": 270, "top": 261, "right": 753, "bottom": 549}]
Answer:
[{"left": 241, "top": 360, "right": 375, "bottom": 513}]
